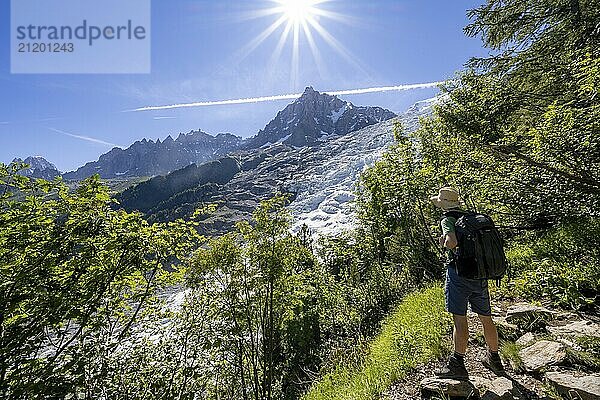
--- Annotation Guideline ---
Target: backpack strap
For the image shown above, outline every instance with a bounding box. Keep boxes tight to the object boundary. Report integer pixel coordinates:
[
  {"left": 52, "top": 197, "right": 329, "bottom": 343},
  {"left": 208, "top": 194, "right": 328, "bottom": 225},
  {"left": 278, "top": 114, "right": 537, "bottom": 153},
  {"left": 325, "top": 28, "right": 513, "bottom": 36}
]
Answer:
[{"left": 442, "top": 209, "right": 471, "bottom": 221}]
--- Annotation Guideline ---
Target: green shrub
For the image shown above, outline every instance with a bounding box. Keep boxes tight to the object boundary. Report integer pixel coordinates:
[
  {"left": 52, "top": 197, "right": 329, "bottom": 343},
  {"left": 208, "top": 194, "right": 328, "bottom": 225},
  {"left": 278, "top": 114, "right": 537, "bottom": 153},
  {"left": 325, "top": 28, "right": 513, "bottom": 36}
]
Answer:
[
  {"left": 566, "top": 348, "right": 600, "bottom": 371},
  {"left": 503, "top": 220, "right": 600, "bottom": 310},
  {"left": 0, "top": 166, "right": 202, "bottom": 399},
  {"left": 500, "top": 342, "right": 524, "bottom": 372},
  {"left": 576, "top": 336, "right": 600, "bottom": 354}
]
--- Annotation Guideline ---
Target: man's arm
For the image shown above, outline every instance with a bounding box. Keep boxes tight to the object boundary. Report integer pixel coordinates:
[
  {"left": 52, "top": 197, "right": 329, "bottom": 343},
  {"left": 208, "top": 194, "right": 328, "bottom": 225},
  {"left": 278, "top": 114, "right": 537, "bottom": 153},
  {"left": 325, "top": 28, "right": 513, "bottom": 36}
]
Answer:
[
  {"left": 444, "top": 232, "right": 458, "bottom": 249},
  {"left": 440, "top": 216, "right": 458, "bottom": 249}
]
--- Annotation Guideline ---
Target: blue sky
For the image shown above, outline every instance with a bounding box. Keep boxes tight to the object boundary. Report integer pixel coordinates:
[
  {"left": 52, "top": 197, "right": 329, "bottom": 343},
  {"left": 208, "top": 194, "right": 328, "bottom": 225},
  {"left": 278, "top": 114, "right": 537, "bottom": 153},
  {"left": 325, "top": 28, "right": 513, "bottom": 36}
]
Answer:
[{"left": 1, "top": 0, "right": 488, "bottom": 172}]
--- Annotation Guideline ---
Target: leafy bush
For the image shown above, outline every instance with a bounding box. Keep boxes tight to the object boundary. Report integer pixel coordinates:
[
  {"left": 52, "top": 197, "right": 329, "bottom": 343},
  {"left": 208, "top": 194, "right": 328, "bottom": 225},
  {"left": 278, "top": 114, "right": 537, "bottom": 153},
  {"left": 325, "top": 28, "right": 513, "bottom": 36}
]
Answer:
[
  {"left": 504, "top": 220, "right": 600, "bottom": 310},
  {"left": 183, "top": 197, "right": 330, "bottom": 399},
  {"left": 316, "top": 232, "right": 415, "bottom": 340},
  {"left": 356, "top": 123, "right": 445, "bottom": 282}
]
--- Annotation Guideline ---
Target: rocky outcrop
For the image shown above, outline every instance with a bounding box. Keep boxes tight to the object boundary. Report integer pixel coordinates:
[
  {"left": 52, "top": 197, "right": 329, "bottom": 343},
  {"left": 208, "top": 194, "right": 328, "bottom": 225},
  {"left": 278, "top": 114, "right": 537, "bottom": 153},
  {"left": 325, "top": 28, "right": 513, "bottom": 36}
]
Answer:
[
  {"left": 505, "top": 303, "right": 555, "bottom": 331},
  {"left": 547, "top": 320, "right": 600, "bottom": 339},
  {"left": 505, "top": 303, "right": 555, "bottom": 320},
  {"left": 519, "top": 340, "right": 567, "bottom": 372},
  {"left": 545, "top": 371, "right": 600, "bottom": 400},
  {"left": 399, "top": 301, "right": 600, "bottom": 400},
  {"left": 13, "top": 156, "right": 61, "bottom": 180}
]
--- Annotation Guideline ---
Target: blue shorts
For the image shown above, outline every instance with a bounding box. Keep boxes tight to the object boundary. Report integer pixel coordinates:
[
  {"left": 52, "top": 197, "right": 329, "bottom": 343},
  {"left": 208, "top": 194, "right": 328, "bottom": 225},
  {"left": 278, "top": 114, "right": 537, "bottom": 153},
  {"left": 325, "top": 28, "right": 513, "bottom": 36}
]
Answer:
[{"left": 445, "top": 264, "right": 491, "bottom": 316}]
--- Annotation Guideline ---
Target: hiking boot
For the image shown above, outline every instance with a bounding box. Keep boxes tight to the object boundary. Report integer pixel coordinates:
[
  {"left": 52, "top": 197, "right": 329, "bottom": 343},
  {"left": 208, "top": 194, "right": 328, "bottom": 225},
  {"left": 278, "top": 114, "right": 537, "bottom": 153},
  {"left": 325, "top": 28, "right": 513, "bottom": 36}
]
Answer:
[
  {"left": 436, "top": 353, "right": 469, "bottom": 380},
  {"left": 482, "top": 350, "right": 505, "bottom": 375}
]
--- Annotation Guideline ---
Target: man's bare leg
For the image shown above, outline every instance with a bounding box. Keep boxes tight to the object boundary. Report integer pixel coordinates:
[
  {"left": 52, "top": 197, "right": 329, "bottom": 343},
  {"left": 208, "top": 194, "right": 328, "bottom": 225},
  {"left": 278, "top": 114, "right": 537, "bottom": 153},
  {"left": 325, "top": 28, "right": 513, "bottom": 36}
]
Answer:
[
  {"left": 479, "top": 314, "right": 504, "bottom": 373},
  {"left": 453, "top": 314, "right": 469, "bottom": 355},
  {"left": 479, "top": 315, "right": 499, "bottom": 352},
  {"left": 436, "top": 314, "right": 470, "bottom": 378}
]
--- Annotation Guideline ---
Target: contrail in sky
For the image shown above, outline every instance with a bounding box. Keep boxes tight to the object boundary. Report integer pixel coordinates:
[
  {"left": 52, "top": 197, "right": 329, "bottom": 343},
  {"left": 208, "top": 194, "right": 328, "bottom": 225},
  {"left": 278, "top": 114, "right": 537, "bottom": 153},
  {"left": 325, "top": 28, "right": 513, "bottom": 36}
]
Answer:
[
  {"left": 48, "top": 127, "right": 122, "bottom": 148},
  {"left": 131, "top": 82, "right": 442, "bottom": 112}
]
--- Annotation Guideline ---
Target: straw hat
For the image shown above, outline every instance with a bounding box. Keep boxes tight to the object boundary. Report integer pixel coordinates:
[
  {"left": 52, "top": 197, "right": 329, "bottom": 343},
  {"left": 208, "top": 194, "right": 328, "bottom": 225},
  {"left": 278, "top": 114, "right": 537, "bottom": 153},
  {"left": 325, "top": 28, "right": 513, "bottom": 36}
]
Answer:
[{"left": 430, "top": 187, "right": 463, "bottom": 210}]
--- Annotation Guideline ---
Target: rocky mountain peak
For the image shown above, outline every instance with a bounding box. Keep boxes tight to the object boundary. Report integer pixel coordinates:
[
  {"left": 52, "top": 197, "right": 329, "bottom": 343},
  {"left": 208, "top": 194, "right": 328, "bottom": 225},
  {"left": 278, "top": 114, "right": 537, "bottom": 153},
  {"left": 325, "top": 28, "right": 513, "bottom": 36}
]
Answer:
[
  {"left": 63, "top": 130, "right": 243, "bottom": 180},
  {"left": 299, "top": 86, "right": 321, "bottom": 99},
  {"left": 12, "top": 156, "right": 61, "bottom": 180},
  {"left": 244, "top": 87, "right": 397, "bottom": 149},
  {"left": 117, "top": 98, "right": 436, "bottom": 235},
  {"left": 60, "top": 86, "right": 397, "bottom": 181}
]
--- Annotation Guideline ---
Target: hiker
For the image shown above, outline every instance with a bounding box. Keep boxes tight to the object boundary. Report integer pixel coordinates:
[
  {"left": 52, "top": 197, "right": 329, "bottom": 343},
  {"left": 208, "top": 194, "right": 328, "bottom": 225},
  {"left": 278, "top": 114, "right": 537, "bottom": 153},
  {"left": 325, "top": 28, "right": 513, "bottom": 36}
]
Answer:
[{"left": 430, "top": 187, "right": 504, "bottom": 379}]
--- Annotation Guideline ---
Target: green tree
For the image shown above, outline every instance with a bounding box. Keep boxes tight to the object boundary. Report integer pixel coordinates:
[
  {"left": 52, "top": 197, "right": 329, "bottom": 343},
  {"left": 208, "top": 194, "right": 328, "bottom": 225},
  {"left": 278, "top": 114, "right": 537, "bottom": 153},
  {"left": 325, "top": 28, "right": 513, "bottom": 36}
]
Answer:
[
  {"left": 356, "top": 122, "right": 444, "bottom": 281},
  {"left": 187, "top": 197, "right": 323, "bottom": 400},
  {"left": 434, "top": 0, "right": 600, "bottom": 224},
  {"left": 353, "top": 0, "right": 600, "bottom": 310},
  {"left": 0, "top": 163, "right": 202, "bottom": 398}
]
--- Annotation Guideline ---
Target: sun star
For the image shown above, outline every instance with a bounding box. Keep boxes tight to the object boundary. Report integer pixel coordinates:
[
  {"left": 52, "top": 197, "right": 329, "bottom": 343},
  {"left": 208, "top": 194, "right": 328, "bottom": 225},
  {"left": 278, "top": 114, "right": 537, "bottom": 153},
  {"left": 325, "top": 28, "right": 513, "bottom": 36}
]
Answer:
[
  {"left": 238, "top": 0, "right": 362, "bottom": 88},
  {"left": 278, "top": 0, "right": 317, "bottom": 24}
]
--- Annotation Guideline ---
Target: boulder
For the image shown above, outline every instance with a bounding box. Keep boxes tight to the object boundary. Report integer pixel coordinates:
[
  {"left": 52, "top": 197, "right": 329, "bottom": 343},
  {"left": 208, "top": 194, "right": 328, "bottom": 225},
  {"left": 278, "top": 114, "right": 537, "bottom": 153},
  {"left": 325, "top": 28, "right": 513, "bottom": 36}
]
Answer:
[
  {"left": 546, "top": 371, "right": 600, "bottom": 400},
  {"left": 481, "top": 377, "right": 523, "bottom": 400},
  {"left": 515, "top": 332, "right": 535, "bottom": 347},
  {"left": 548, "top": 320, "right": 600, "bottom": 339},
  {"left": 519, "top": 340, "right": 567, "bottom": 372},
  {"left": 555, "top": 337, "right": 580, "bottom": 352},
  {"left": 506, "top": 303, "right": 555, "bottom": 319},
  {"left": 505, "top": 303, "right": 555, "bottom": 331},
  {"left": 420, "top": 377, "right": 478, "bottom": 398},
  {"left": 471, "top": 376, "right": 493, "bottom": 389}
]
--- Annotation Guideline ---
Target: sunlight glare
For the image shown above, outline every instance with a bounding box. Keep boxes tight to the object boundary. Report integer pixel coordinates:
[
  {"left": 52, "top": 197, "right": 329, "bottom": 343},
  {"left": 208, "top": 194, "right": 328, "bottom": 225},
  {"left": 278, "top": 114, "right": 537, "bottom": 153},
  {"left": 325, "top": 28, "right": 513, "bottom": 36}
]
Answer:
[
  {"left": 237, "top": 0, "right": 365, "bottom": 89},
  {"left": 278, "top": 0, "right": 316, "bottom": 24}
]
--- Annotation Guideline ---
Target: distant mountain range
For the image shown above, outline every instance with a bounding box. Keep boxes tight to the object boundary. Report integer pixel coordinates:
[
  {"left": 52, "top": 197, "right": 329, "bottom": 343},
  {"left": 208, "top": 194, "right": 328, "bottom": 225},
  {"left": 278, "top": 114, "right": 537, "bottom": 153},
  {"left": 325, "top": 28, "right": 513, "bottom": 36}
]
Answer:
[
  {"left": 116, "top": 98, "right": 436, "bottom": 235},
  {"left": 12, "top": 156, "right": 61, "bottom": 180},
  {"left": 62, "top": 131, "right": 242, "bottom": 180},
  {"left": 11, "top": 88, "right": 436, "bottom": 235},
  {"left": 51, "top": 87, "right": 396, "bottom": 180}
]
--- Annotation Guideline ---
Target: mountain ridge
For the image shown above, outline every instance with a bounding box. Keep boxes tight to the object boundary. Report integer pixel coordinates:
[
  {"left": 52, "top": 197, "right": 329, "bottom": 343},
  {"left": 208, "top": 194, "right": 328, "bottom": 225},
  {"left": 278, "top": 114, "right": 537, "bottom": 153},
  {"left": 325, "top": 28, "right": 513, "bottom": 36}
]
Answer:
[
  {"left": 62, "top": 130, "right": 242, "bottom": 180},
  {"left": 12, "top": 156, "right": 61, "bottom": 180},
  {"left": 61, "top": 87, "right": 397, "bottom": 180},
  {"left": 117, "top": 97, "right": 436, "bottom": 235},
  {"left": 243, "top": 86, "right": 397, "bottom": 148}
]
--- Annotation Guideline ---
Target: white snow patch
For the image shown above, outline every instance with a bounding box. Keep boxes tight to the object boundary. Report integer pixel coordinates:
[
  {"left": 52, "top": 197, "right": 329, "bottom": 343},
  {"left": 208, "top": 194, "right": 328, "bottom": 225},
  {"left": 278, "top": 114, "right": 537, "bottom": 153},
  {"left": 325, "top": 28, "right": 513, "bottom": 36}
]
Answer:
[
  {"left": 329, "top": 104, "right": 347, "bottom": 124},
  {"left": 261, "top": 133, "right": 292, "bottom": 148},
  {"left": 277, "top": 133, "right": 292, "bottom": 144}
]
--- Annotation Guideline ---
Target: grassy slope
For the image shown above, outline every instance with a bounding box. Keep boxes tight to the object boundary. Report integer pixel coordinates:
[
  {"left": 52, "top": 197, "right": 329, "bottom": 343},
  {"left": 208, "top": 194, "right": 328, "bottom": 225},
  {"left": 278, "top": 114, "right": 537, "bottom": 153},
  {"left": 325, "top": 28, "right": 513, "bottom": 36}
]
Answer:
[{"left": 303, "top": 286, "right": 452, "bottom": 400}]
